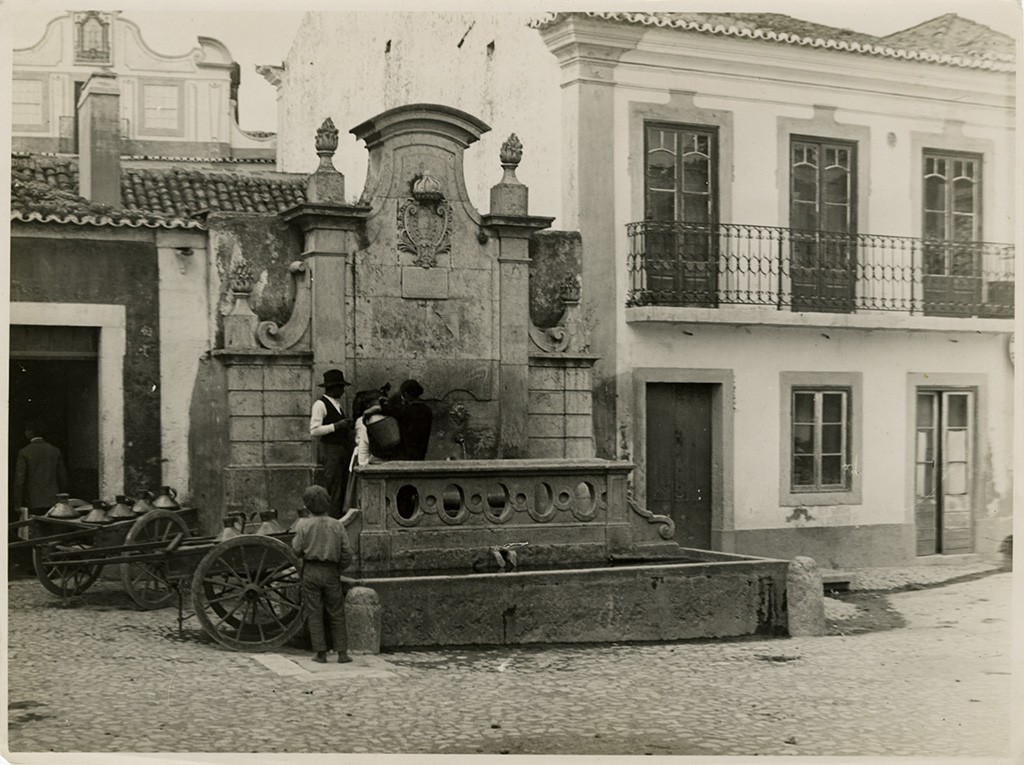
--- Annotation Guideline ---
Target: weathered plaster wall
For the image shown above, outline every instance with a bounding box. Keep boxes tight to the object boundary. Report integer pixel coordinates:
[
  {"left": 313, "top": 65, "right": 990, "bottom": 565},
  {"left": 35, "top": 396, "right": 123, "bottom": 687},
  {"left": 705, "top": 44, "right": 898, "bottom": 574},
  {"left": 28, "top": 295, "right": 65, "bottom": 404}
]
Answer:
[
  {"left": 207, "top": 212, "right": 304, "bottom": 345},
  {"left": 188, "top": 356, "right": 228, "bottom": 535},
  {"left": 278, "top": 12, "right": 562, "bottom": 221},
  {"left": 11, "top": 232, "right": 163, "bottom": 494},
  {"left": 528, "top": 230, "right": 582, "bottom": 329},
  {"left": 156, "top": 229, "right": 209, "bottom": 501}
]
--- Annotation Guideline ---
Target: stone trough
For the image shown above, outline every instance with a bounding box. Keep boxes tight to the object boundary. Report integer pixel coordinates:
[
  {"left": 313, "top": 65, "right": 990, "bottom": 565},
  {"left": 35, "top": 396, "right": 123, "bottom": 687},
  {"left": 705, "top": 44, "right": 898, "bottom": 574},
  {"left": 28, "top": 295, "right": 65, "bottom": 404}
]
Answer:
[{"left": 342, "top": 459, "right": 789, "bottom": 648}]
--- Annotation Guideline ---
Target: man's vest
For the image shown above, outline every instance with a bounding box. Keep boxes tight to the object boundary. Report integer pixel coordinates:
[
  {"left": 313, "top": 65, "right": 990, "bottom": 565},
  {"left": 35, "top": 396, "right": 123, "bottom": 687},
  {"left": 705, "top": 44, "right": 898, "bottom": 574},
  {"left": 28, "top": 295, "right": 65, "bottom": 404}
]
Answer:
[{"left": 318, "top": 396, "right": 350, "bottom": 446}]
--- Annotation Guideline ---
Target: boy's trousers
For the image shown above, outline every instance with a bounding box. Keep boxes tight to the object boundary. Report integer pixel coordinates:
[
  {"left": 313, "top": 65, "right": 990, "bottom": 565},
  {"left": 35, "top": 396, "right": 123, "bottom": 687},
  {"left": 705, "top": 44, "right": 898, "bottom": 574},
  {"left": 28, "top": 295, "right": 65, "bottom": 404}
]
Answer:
[{"left": 301, "top": 560, "right": 347, "bottom": 653}]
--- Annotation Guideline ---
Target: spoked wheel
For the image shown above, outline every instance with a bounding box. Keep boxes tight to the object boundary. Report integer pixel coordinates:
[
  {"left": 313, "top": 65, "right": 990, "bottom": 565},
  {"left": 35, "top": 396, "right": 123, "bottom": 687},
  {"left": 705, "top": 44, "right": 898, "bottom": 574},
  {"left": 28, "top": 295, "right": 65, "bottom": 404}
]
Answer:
[
  {"left": 191, "top": 535, "right": 304, "bottom": 652},
  {"left": 33, "top": 545, "right": 102, "bottom": 596},
  {"left": 120, "top": 509, "right": 189, "bottom": 610}
]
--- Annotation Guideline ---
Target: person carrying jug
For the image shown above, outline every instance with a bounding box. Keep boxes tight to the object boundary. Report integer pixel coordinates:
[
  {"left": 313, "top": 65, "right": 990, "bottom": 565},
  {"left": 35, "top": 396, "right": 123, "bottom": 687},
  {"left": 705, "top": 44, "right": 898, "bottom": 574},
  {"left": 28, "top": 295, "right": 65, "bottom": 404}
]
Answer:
[{"left": 309, "top": 369, "right": 354, "bottom": 519}]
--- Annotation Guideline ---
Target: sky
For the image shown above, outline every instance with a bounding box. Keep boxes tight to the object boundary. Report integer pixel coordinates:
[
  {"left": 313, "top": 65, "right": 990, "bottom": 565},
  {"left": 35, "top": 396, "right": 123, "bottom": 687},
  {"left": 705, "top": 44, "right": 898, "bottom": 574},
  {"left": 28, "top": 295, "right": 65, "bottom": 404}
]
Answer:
[{"left": 6, "top": 0, "right": 1023, "bottom": 133}]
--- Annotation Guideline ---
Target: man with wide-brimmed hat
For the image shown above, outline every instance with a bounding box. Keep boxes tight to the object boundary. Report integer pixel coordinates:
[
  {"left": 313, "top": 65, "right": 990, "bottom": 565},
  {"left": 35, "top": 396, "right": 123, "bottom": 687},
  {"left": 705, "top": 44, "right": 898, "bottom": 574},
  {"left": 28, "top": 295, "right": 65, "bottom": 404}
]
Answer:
[{"left": 309, "top": 369, "right": 354, "bottom": 518}]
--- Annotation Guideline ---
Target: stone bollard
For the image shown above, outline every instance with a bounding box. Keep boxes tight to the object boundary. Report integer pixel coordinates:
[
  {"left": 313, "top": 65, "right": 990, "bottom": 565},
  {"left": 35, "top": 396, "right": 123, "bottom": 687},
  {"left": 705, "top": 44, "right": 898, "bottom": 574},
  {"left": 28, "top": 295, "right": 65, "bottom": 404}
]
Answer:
[
  {"left": 786, "top": 556, "right": 825, "bottom": 637},
  {"left": 345, "top": 586, "right": 382, "bottom": 655}
]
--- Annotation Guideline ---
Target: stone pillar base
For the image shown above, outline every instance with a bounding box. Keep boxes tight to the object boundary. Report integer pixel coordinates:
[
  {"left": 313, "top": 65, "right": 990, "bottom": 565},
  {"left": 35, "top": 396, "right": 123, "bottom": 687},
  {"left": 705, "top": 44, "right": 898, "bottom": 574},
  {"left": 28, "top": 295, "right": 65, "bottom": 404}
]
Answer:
[{"left": 345, "top": 585, "right": 382, "bottom": 655}]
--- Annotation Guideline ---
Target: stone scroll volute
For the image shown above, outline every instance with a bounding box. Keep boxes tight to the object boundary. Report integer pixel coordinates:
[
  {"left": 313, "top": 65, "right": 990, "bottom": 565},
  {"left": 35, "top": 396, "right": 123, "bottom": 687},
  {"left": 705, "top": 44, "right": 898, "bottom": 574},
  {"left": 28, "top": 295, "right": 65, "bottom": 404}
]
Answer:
[{"left": 255, "top": 260, "right": 312, "bottom": 351}]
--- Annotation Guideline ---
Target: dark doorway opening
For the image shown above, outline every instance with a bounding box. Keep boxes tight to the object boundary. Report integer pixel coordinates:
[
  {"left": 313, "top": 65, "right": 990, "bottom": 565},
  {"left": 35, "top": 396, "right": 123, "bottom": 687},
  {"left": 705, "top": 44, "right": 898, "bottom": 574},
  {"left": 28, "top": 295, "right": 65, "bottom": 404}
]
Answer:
[{"left": 9, "top": 326, "right": 100, "bottom": 504}]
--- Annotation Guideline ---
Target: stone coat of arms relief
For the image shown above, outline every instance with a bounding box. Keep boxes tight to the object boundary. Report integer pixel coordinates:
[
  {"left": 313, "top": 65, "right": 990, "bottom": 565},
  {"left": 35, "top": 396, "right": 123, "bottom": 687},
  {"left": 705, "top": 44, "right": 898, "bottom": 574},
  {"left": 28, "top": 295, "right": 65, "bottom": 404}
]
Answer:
[{"left": 397, "top": 173, "right": 454, "bottom": 269}]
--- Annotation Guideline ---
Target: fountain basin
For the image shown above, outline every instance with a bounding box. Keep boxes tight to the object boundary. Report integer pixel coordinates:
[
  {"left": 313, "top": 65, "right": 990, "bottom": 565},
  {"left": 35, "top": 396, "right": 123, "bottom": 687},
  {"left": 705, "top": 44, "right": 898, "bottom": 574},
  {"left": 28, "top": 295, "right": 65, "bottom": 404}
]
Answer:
[{"left": 343, "top": 549, "right": 789, "bottom": 648}]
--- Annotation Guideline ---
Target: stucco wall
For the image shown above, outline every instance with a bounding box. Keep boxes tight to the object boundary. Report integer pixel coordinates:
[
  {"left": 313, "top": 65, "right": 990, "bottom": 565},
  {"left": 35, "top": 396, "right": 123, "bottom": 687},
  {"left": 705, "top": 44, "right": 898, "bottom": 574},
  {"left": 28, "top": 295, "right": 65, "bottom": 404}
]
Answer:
[
  {"left": 624, "top": 323, "right": 1013, "bottom": 564},
  {"left": 11, "top": 230, "right": 163, "bottom": 494},
  {"left": 278, "top": 12, "right": 562, "bottom": 222}
]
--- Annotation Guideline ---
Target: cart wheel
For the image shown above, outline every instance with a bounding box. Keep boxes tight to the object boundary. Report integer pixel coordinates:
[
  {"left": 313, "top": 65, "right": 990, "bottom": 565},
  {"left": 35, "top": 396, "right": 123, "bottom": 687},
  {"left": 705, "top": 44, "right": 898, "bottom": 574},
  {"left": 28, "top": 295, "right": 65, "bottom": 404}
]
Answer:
[
  {"left": 120, "top": 509, "right": 189, "bottom": 610},
  {"left": 191, "top": 535, "right": 304, "bottom": 652},
  {"left": 33, "top": 546, "right": 102, "bottom": 596}
]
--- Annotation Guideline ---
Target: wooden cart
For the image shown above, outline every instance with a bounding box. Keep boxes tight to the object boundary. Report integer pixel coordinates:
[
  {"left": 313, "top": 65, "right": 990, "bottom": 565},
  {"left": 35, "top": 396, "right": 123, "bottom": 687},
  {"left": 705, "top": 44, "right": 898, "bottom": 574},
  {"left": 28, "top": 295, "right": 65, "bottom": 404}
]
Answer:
[{"left": 9, "top": 511, "right": 305, "bottom": 652}]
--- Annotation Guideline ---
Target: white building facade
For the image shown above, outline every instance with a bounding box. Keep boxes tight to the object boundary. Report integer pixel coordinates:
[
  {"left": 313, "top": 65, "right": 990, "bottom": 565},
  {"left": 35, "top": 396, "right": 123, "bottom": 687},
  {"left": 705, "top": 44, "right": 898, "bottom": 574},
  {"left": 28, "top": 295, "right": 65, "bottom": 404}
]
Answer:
[
  {"left": 13, "top": 10, "right": 274, "bottom": 159},
  {"left": 535, "top": 12, "right": 1015, "bottom": 567}
]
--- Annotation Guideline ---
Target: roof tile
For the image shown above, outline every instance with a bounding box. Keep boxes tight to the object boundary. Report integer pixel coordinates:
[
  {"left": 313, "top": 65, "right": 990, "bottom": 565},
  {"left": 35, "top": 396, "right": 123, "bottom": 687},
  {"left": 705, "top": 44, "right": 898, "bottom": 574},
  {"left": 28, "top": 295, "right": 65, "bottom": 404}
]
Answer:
[{"left": 10, "top": 154, "right": 306, "bottom": 228}]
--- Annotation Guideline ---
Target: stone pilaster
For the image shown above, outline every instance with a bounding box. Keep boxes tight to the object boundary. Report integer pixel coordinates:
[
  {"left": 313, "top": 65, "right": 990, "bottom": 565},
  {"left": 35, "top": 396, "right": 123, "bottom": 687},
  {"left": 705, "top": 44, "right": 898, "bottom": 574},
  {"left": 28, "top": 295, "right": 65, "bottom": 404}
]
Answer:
[
  {"left": 280, "top": 118, "right": 370, "bottom": 419},
  {"left": 483, "top": 134, "right": 553, "bottom": 458}
]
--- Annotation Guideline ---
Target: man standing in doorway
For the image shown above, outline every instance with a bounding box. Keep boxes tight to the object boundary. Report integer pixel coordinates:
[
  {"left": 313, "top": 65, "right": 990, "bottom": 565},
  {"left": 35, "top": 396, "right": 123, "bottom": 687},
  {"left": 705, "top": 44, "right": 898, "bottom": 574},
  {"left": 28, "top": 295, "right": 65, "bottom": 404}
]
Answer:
[
  {"left": 12, "top": 421, "right": 67, "bottom": 574},
  {"left": 309, "top": 369, "right": 354, "bottom": 519},
  {"left": 13, "top": 421, "right": 67, "bottom": 518}
]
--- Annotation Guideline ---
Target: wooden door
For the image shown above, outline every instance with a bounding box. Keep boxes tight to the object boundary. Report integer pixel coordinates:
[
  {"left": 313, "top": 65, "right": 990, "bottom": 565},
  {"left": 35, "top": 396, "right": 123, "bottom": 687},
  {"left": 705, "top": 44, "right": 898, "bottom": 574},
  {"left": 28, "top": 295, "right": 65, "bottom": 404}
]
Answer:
[
  {"left": 646, "top": 383, "right": 714, "bottom": 548},
  {"left": 915, "top": 390, "right": 973, "bottom": 555}
]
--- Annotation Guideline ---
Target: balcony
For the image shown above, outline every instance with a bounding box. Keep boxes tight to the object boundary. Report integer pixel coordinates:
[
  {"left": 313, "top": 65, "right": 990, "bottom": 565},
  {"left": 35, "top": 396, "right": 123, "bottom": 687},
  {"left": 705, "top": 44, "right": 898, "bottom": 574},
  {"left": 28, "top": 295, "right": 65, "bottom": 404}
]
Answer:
[{"left": 626, "top": 221, "right": 1014, "bottom": 320}]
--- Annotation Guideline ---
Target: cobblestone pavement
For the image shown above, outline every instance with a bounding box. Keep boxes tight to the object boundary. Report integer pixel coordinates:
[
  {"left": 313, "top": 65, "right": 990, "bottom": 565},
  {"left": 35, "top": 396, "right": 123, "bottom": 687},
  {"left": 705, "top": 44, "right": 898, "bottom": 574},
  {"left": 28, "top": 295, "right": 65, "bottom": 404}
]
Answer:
[{"left": 5, "top": 566, "right": 1014, "bottom": 760}]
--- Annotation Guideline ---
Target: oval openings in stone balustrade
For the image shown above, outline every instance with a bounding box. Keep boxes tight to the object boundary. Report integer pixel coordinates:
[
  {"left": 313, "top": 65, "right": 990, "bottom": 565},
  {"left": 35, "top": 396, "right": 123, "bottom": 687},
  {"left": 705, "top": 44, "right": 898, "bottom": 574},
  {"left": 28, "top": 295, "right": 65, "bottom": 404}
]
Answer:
[
  {"left": 396, "top": 484, "right": 420, "bottom": 520},
  {"left": 483, "top": 483, "right": 513, "bottom": 524},
  {"left": 530, "top": 481, "right": 556, "bottom": 522},
  {"left": 438, "top": 483, "right": 469, "bottom": 525},
  {"left": 572, "top": 481, "right": 597, "bottom": 521}
]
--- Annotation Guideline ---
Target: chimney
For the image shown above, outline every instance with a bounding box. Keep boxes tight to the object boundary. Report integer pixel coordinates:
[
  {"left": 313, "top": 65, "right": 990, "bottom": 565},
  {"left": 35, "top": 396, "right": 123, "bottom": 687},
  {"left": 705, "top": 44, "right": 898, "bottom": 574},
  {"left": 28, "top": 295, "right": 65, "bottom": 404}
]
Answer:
[{"left": 78, "top": 71, "right": 121, "bottom": 206}]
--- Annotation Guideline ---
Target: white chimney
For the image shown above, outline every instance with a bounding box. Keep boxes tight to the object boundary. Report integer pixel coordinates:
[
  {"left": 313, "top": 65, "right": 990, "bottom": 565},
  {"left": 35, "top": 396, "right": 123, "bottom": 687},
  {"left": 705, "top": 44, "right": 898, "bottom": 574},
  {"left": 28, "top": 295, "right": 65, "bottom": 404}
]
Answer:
[{"left": 78, "top": 70, "right": 121, "bottom": 206}]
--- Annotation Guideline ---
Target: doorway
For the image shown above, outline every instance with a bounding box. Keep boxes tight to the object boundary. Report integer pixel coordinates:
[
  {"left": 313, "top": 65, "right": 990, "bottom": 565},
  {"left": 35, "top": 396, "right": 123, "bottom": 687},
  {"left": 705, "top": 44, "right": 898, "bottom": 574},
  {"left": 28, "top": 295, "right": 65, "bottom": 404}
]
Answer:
[
  {"left": 914, "top": 389, "right": 973, "bottom": 555},
  {"left": 9, "top": 325, "right": 100, "bottom": 503},
  {"left": 645, "top": 383, "right": 714, "bottom": 548}
]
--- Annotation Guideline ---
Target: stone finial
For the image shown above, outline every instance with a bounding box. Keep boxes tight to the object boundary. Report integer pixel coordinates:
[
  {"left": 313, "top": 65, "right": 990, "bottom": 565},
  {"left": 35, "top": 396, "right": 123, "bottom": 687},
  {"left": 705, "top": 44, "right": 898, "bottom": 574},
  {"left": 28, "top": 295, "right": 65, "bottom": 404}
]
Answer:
[
  {"left": 229, "top": 261, "right": 255, "bottom": 294},
  {"left": 315, "top": 117, "right": 339, "bottom": 157},
  {"left": 490, "top": 132, "right": 528, "bottom": 216},
  {"left": 500, "top": 133, "right": 523, "bottom": 169},
  {"left": 307, "top": 117, "right": 346, "bottom": 203},
  {"left": 224, "top": 261, "right": 258, "bottom": 350}
]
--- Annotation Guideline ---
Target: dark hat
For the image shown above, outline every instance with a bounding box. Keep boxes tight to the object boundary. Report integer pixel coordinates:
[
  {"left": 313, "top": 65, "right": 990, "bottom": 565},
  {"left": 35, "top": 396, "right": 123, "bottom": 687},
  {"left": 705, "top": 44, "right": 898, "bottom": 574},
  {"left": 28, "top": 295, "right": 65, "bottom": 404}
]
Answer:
[{"left": 317, "top": 369, "right": 351, "bottom": 388}]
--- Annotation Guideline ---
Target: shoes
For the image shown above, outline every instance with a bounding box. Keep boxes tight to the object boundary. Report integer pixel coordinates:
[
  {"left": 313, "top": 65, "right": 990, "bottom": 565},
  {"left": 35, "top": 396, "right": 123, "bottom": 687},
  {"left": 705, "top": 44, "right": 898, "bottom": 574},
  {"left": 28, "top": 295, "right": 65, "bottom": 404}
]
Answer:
[
  {"left": 313, "top": 652, "right": 327, "bottom": 663},
  {"left": 337, "top": 653, "right": 353, "bottom": 664}
]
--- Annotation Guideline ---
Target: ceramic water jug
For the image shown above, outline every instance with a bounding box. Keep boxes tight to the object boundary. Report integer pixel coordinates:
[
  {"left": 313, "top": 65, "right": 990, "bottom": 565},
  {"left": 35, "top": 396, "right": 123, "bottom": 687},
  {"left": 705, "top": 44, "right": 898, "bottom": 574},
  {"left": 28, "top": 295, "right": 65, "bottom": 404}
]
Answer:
[
  {"left": 46, "top": 493, "right": 77, "bottom": 519},
  {"left": 255, "top": 510, "right": 283, "bottom": 536},
  {"left": 214, "top": 516, "right": 242, "bottom": 543},
  {"left": 132, "top": 491, "right": 156, "bottom": 515},
  {"left": 152, "top": 486, "right": 180, "bottom": 510},
  {"left": 108, "top": 495, "right": 135, "bottom": 520},
  {"left": 82, "top": 500, "right": 110, "bottom": 524}
]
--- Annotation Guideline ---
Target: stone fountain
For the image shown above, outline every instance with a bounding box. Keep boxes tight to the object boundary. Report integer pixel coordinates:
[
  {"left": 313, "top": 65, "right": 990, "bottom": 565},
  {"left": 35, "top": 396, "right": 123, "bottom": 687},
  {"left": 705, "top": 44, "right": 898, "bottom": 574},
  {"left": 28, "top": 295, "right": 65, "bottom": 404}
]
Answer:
[{"left": 198, "top": 104, "right": 788, "bottom": 647}]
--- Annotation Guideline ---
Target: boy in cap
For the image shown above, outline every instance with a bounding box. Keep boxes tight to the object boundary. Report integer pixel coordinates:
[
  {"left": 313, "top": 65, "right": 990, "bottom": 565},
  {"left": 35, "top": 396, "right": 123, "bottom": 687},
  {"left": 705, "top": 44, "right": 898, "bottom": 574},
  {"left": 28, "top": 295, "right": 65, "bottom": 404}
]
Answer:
[{"left": 292, "top": 485, "right": 355, "bottom": 663}]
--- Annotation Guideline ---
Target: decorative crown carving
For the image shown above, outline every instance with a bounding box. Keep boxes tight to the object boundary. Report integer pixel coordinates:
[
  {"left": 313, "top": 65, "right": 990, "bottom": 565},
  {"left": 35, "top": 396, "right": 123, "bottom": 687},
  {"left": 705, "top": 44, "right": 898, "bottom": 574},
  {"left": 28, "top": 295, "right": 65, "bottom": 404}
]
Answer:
[
  {"left": 315, "top": 118, "right": 339, "bottom": 156},
  {"left": 229, "top": 261, "right": 255, "bottom": 293},
  {"left": 410, "top": 173, "right": 444, "bottom": 203},
  {"left": 500, "top": 134, "right": 523, "bottom": 168}
]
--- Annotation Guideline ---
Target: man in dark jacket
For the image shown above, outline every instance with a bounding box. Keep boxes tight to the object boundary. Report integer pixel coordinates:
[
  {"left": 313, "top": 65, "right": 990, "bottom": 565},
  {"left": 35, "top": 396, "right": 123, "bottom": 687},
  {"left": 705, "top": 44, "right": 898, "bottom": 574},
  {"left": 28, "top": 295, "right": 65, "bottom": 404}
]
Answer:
[
  {"left": 382, "top": 379, "right": 433, "bottom": 460},
  {"left": 13, "top": 421, "right": 67, "bottom": 517},
  {"left": 12, "top": 421, "right": 67, "bottom": 574}
]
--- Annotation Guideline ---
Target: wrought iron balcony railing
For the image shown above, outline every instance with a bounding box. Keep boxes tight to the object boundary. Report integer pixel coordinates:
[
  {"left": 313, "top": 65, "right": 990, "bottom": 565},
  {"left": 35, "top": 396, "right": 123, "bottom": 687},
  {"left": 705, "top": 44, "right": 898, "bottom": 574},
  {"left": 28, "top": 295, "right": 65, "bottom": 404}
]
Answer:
[{"left": 626, "top": 221, "right": 1014, "bottom": 319}]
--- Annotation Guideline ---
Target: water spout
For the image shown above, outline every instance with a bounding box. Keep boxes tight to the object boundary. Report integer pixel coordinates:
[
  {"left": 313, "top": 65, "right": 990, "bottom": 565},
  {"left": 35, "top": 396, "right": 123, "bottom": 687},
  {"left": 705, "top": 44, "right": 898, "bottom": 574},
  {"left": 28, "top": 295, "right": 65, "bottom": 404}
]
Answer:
[{"left": 490, "top": 542, "right": 528, "bottom": 572}]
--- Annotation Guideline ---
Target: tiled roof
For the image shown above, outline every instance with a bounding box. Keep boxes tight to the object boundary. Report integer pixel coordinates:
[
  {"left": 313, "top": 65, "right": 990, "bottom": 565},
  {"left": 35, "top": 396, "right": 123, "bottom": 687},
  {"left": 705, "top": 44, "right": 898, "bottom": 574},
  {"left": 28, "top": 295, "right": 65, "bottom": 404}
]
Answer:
[
  {"left": 529, "top": 11, "right": 1015, "bottom": 70},
  {"left": 878, "top": 13, "right": 1015, "bottom": 59},
  {"left": 10, "top": 154, "right": 306, "bottom": 228}
]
